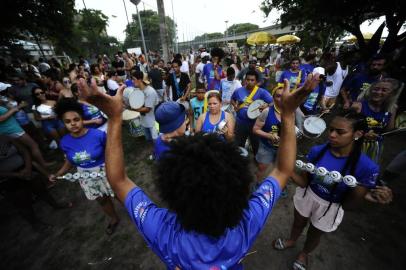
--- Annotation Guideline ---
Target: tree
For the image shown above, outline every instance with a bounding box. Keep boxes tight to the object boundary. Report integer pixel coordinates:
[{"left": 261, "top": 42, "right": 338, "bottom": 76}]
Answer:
[
  {"left": 227, "top": 23, "right": 259, "bottom": 36},
  {"left": 63, "top": 9, "right": 120, "bottom": 58},
  {"left": 0, "top": 0, "right": 75, "bottom": 55},
  {"left": 124, "top": 10, "right": 175, "bottom": 52},
  {"left": 260, "top": 0, "right": 406, "bottom": 58}
]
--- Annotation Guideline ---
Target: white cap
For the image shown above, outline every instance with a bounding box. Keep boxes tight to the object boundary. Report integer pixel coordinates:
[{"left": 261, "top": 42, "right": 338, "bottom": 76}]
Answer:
[
  {"left": 312, "top": 67, "right": 325, "bottom": 76},
  {"left": 0, "top": 82, "right": 12, "bottom": 92}
]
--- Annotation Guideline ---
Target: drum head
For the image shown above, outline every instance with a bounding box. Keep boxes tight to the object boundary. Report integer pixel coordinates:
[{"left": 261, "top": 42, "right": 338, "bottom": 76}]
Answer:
[
  {"left": 303, "top": 116, "right": 326, "bottom": 135},
  {"left": 129, "top": 89, "right": 145, "bottom": 109},
  {"left": 122, "top": 109, "right": 140, "bottom": 121},
  {"left": 123, "top": 87, "right": 135, "bottom": 100},
  {"left": 247, "top": 99, "right": 266, "bottom": 119}
]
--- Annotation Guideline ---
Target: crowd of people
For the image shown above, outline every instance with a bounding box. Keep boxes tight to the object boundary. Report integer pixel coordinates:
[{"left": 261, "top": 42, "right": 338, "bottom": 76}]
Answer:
[{"left": 1, "top": 43, "right": 405, "bottom": 269}]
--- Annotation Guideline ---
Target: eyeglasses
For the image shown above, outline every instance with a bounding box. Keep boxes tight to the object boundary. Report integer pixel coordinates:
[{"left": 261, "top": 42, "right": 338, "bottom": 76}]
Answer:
[
  {"left": 63, "top": 80, "right": 70, "bottom": 84},
  {"left": 35, "top": 92, "right": 45, "bottom": 96}
]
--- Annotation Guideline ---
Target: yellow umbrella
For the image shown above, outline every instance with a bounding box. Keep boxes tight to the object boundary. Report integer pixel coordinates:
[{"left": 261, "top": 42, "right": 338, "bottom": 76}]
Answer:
[
  {"left": 347, "top": 32, "right": 374, "bottom": 43},
  {"left": 246, "top": 32, "right": 276, "bottom": 45},
  {"left": 276, "top": 34, "right": 301, "bottom": 44}
]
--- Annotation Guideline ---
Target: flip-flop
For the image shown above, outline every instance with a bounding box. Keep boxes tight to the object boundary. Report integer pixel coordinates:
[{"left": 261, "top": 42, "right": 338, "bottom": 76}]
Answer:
[
  {"left": 272, "top": 238, "right": 294, "bottom": 250},
  {"left": 105, "top": 221, "right": 120, "bottom": 235},
  {"left": 292, "top": 259, "right": 307, "bottom": 270}
]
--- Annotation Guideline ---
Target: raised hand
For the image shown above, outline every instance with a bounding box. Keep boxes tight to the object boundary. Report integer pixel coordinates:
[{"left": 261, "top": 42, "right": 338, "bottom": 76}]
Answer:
[
  {"left": 77, "top": 78, "right": 125, "bottom": 119},
  {"left": 280, "top": 74, "right": 320, "bottom": 115}
]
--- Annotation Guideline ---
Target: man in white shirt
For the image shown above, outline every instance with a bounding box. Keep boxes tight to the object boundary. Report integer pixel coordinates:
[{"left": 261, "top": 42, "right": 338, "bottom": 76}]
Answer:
[
  {"left": 106, "top": 71, "right": 120, "bottom": 96},
  {"left": 131, "top": 70, "right": 159, "bottom": 142},
  {"left": 321, "top": 61, "right": 348, "bottom": 110}
]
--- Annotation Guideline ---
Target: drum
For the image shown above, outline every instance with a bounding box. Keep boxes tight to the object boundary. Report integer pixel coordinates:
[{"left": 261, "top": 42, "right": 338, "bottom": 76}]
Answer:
[
  {"left": 247, "top": 99, "right": 266, "bottom": 119},
  {"left": 128, "top": 117, "right": 144, "bottom": 137},
  {"left": 122, "top": 109, "right": 140, "bottom": 121},
  {"left": 129, "top": 89, "right": 145, "bottom": 109},
  {"left": 303, "top": 116, "right": 326, "bottom": 138},
  {"left": 123, "top": 87, "right": 135, "bottom": 107}
]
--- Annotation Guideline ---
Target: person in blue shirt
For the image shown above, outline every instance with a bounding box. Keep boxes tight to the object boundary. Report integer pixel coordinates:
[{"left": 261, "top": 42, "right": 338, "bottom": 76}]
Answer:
[
  {"left": 75, "top": 74, "right": 320, "bottom": 270},
  {"left": 300, "top": 68, "right": 327, "bottom": 115},
  {"left": 272, "top": 111, "right": 379, "bottom": 270},
  {"left": 278, "top": 57, "right": 306, "bottom": 91},
  {"left": 195, "top": 91, "right": 235, "bottom": 141},
  {"left": 340, "top": 55, "right": 386, "bottom": 109},
  {"left": 50, "top": 98, "right": 120, "bottom": 235},
  {"left": 203, "top": 48, "right": 225, "bottom": 90},
  {"left": 154, "top": 101, "right": 189, "bottom": 161},
  {"left": 231, "top": 70, "right": 273, "bottom": 155},
  {"left": 253, "top": 85, "right": 284, "bottom": 180},
  {"left": 299, "top": 54, "right": 316, "bottom": 77},
  {"left": 189, "top": 88, "right": 205, "bottom": 133},
  {"left": 351, "top": 78, "right": 400, "bottom": 163}
]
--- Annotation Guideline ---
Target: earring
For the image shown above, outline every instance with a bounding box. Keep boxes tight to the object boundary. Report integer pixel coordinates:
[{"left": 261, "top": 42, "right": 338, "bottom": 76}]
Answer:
[{"left": 354, "top": 137, "right": 359, "bottom": 141}]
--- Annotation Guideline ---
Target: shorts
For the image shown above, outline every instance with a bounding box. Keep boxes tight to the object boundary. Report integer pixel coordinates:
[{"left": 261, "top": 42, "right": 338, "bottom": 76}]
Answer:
[
  {"left": 293, "top": 186, "right": 344, "bottom": 232},
  {"left": 77, "top": 166, "right": 114, "bottom": 200},
  {"left": 143, "top": 126, "right": 158, "bottom": 141},
  {"left": 41, "top": 119, "right": 65, "bottom": 134},
  {"left": 256, "top": 141, "right": 278, "bottom": 164}
]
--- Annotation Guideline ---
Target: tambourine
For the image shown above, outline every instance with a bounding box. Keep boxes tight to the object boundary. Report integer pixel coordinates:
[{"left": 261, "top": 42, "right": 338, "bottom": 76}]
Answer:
[
  {"left": 295, "top": 160, "right": 358, "bottom": 187},
  {"left": 57, "top": 171, "right": 106, "bottom": 182}
]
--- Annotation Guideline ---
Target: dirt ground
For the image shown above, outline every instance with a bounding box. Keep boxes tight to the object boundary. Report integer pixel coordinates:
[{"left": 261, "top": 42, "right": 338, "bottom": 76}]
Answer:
[{"left": 1, "top": 123, "right": 405, "bottom": 270}]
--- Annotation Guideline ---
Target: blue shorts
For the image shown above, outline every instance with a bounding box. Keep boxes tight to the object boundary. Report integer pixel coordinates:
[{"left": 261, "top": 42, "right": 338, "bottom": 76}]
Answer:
[
  {"left": 41, "top": 119, "right": 65, "bottom": 134},
  {"left": 255, "top": 141, "right": 278, "bottom": 164}
]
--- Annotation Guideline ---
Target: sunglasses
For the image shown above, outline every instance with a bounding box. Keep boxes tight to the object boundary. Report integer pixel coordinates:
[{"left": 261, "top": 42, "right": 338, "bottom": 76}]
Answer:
[{"left": 35, "top": 91, "right": 45, "bottom": 96}]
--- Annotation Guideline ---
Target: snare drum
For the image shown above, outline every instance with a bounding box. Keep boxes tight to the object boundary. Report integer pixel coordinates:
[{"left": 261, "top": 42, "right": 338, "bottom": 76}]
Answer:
[
  {"left": 129, "top": 89, "right": 145, "bottom": 109},
  {"left": 247, "top": 99, "right": 266, "bottom": 119},
  {"left": 128, "top": 117, "right": 144, "bottom": 137},
  {"left": 303, "top": 116, "right": 326, "bottom": 138}
]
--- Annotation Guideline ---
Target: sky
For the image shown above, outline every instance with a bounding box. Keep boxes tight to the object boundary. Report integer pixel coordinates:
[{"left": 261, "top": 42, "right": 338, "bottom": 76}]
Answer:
[{"left": 75, "top": 0, "right": 388, "bottom": 43}]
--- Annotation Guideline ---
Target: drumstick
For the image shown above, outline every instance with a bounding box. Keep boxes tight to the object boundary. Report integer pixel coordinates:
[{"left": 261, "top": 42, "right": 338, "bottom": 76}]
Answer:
[
  {"left": 381, "top": 127, "right": 406, "bottom": 136},
  {"left": 318, "top": 104, "right": 335, "bottom": 118}
]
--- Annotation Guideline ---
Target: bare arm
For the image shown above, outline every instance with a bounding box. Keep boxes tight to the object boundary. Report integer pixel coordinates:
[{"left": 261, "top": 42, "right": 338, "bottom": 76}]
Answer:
[
  {"left": 78, "top": 79, "right": 136, "bottom": 203},
  {"left": 224, "top": 112, "right": 235, "bottom": 141},
  {"left": 195, "top": 113, "right": 205, "bottom": 133},
  {"left": 270, "top": 75, "right": 319, "bottom": 189},
  {"left": 0, "top": 107, "right": 18, "bottom": 122}
]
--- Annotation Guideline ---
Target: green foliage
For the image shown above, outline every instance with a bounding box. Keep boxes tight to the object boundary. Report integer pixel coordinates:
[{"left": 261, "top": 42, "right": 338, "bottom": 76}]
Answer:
[
  {"left": 260, "top": 0, "right": 406, "bottom": 56},
  {"left": 124, "top": 10, "right": 175, "bottom": 51},
  {"left": 64, "top": 9, "right": 120, "bottom": 58},
  {"left": 0, "top": 0, "right": 75, "bottom": 48},
  {"left": 227, "top": 23, "right": 259, "bottom": 35}
]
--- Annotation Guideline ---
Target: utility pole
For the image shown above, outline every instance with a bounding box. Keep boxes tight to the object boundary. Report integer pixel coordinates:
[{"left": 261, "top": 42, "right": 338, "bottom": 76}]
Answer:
[
  {"left": 171, "top": 0, "right": 178, "bottom": 53},
  {"left": 130, "top": 0, "right": 148, "bottom": 63},
  {"left": 156, "top": 0, "right": 170, "bottom": 62}
]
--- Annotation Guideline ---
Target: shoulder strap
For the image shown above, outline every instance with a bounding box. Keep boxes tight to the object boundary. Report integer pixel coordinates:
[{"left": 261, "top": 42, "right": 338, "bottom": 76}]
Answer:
[{"left": 239, "top": 85, "right": 259, "bottom": 109}]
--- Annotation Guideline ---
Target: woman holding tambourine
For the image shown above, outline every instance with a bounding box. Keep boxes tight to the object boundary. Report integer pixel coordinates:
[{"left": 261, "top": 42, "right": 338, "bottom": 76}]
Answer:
[
  {"left": 272, "top": 111, "right": 379, "bottom": 270},
  {"left": 49, "top": 98, "right": 120, "bottom": 235},
  {"left": 351, "top": 78, "right": 401, "bottom": 163}
]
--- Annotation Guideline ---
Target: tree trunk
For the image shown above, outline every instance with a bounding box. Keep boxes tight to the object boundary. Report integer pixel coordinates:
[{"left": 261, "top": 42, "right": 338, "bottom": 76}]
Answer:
[{"left": 157, "top": 0, "right": 170, "bottom": 62}]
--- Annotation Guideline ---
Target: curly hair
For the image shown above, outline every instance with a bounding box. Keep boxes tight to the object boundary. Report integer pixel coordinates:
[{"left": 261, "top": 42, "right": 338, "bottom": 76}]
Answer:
[
  {"left": 210, "top": 48, "right": 225, "bottom": 59},
  {"left": 155, "top": 133, "right": 254, "bottom": 237},
  {"left": 54, "top": 97, "right": 84, "bottom": 119}
]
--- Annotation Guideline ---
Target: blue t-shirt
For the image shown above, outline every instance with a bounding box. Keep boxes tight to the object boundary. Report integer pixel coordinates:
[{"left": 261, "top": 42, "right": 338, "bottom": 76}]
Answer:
[
  {"left": 345, "top": 72, "right": 379, "bottom": 101},
  {"left": 125, "top": 79, "right": 134, "bottom": 87},
  {"left": 190, "top": 97, "right": 204, "bottom": 129},
  {"left": 220, "top": 79, "right": 240, "bottom": 103},
  {"left": 154, "top": 135, "right": 171, "bottom": 161},
  {"left": 60, "top": 128, "right": 106, "bottom": 168},
  {"left": 125, "top": 177, "right": 281, "bottom": 270},
  {"left": 360, "top": 100, "right": 391, "bottom": 136},
  {"left": 278, "top": 69, "right": 305, "bottom": 90},
  {"left": 203, "top": 63, "right": 223, "bottom": 90},
  {"left": 0, "top": 106, "right": 23, "bottom": 135},
  {"left": 82, "top": 103, "right": 106, "bottom": 129},
  {"left": 260, "top": 106, "right": 280, "bottom": 148},
  {"left": 299, "top": 64, "right": 315, "bottom": 77},
  {"left": 231, "top": 87, "right": 273, "bottom": 125},
  {"left": 302, "top": 84, "right": 326, "bottom": 115},
  {"left": 307, "top": 144, "right": 378, "bottom": 203}
]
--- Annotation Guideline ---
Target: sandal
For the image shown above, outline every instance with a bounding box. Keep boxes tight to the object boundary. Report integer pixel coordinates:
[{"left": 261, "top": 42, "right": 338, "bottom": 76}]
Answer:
[
  {"left": 292, "top": 259, "right": 307, "bottom": 270},
  {"left": 272, "top": 238, "right": 294, "bottom": 250},
  {"left": 105, "top": 221, "right": 120, "bottom": 235}
]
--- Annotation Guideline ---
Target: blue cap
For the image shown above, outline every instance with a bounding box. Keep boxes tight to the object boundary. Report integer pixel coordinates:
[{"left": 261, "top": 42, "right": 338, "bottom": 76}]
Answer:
[{"left": 155, "top": 101, "right": 186, "bottom": 133}]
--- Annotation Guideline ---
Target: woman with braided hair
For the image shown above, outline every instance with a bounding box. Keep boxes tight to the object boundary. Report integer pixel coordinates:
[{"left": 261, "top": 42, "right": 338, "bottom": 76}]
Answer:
[{"left": 272, "top": 110, "right": 379, "bottom": 270}]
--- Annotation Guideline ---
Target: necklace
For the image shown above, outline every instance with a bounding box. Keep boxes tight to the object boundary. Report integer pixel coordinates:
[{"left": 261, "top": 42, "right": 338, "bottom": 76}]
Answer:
[{"left": 274, "top": 105, "right": 281, "bottom": 114}]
